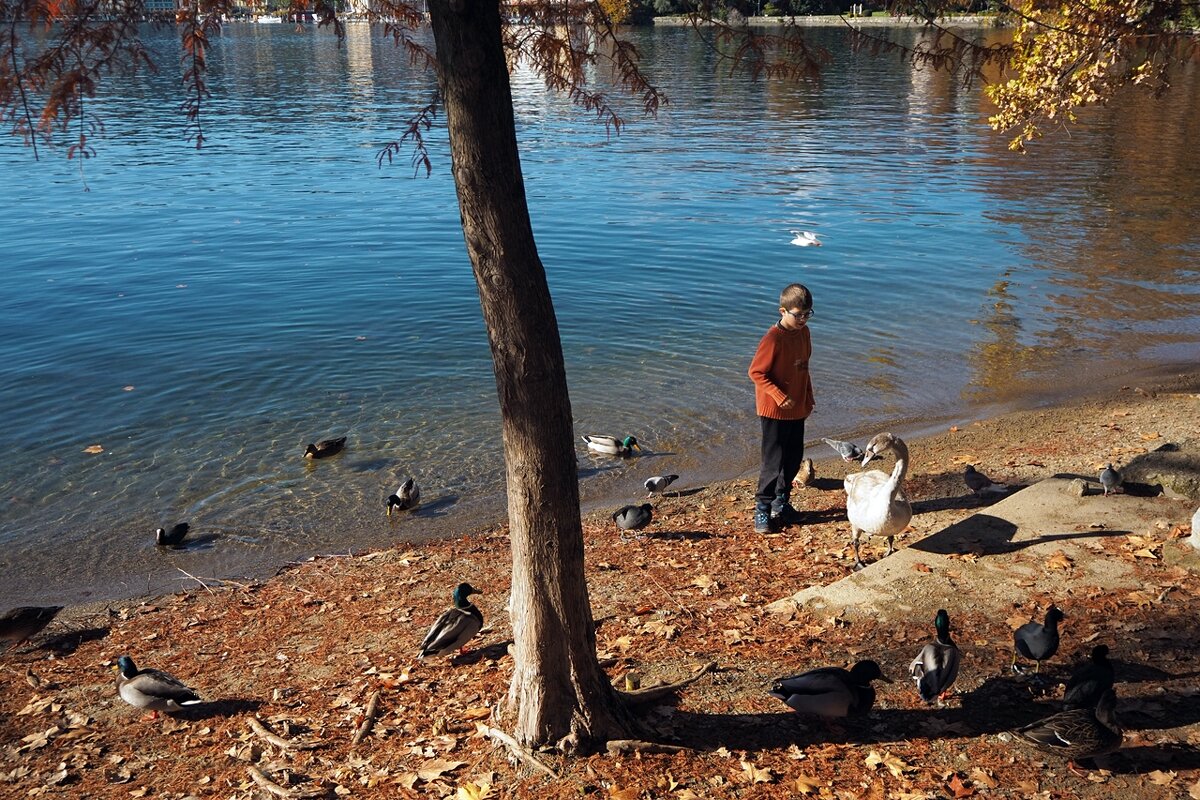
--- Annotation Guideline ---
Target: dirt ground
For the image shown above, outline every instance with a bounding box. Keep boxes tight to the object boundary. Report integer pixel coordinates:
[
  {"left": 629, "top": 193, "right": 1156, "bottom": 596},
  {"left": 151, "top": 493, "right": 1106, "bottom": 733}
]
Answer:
[{"left": 2, "top": 373, "right": 1199, "bottom": 800}]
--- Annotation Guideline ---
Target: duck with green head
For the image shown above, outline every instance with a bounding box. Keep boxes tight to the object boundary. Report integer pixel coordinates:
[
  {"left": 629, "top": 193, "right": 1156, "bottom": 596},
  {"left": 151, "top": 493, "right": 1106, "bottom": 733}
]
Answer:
[
  {"left": 909, "top": 609, "right": 961, "bottom": 704},
  {"left": 581, "top": 435, "right": 640, "bottom": 457},
  {"left": 419, "top": 582, "right": 483, "bottom": 659},
  {"left": 115, "top": 655, "right": 202, "bottom": 719}
]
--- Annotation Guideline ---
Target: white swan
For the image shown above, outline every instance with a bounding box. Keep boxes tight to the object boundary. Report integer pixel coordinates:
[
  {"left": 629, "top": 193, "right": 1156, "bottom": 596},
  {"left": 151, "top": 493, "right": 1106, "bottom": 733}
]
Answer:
[
  {"left": 790, "top": 230, "right": 821, "bottom": 247},
  {"left": 845, "top": 432, "right": 912, "bottom": 570},
  {"left": 1190, "top": 505, "right": 1200, "bottom": 552}
]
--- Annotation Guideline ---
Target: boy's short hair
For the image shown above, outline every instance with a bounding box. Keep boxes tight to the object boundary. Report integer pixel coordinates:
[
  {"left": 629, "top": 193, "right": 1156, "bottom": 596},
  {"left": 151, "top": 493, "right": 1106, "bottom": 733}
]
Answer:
[{"left": 779, "top": 283, "right": 812, "bottom": 311}]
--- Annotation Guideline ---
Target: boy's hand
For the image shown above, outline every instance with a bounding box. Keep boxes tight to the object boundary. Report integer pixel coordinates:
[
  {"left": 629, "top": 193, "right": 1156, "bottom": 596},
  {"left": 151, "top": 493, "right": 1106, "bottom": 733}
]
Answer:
[{"left": 779, "top": 397, "right": 795, "bottom": 410}]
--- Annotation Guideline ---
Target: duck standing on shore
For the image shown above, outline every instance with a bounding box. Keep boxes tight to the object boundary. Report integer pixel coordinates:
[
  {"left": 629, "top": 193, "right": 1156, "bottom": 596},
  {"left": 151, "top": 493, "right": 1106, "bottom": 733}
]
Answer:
[
  {"left": 1013, "top": 688, "right": 1122, "bottom": 773},
  {"left": 0, "top": 606, "right": 63, "bottom": 648},
  {"left": 1062, "top": 644, "right": 1115, "bottom": 710},
  {"left": 769, "top": 659, "right": 891, "bottom": 717},
  {"left": 115, "top": 655, "right": 202, "bottom": 719},
  {"left": 845, "top": 432, "right": 912, "bottom": 570},
  {"left": 419, "top": 582, "right": 484, "bottom": 660},
  {"left": 909, "top": 609, "right": 961, "bottom": 704},
  {"left": 1012, "top": 604, "right": 1064, "bottom": 674}
]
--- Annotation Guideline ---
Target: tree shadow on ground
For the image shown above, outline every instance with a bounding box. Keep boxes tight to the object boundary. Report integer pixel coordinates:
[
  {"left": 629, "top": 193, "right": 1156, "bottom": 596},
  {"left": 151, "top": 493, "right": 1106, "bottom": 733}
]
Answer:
[
  {"left": 645, "top": 530, "right": 712, "bottom": 542},
  {"left": 909, "top": 513, "right": 1130, "bottom": 557},
  {"left": 1107, "top": 742, "right": 1200, "bottom": 774}
]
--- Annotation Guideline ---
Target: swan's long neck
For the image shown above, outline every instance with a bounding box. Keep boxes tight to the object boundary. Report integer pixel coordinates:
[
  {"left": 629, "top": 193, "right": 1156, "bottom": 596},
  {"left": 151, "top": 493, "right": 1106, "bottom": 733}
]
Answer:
[{"left": 888, "top": 441, "right": 909, "bottom": 487}]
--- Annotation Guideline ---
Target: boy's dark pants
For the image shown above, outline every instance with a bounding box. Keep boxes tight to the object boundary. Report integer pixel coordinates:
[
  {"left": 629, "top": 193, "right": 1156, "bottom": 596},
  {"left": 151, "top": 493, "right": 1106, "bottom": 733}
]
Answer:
[{"left": 755, "top": 417, "right": 806, "bottom": 513}]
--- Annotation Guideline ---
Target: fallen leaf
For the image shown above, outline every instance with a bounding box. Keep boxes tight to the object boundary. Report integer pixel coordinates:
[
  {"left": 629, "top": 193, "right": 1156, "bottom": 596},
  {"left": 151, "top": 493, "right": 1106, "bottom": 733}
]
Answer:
[
  {"left": 947, "top": 773, "right": 975, "bottom": 798},
  {"left": 1046, "top": 551, "right": 1073, "bottom": 571},
  {"left": 1141, "top": 431, "right": 1160, "bottom": 440},
  {"left": 740, "top": 761, "right": 774, "bottom": 784},
  {"left": 607, "top": 787, "right": 639, "bottom": 800},
  {"left": 949, "top": 426, "right": 959, "bottom": 432},
  {"left": 83, "top": 444, "right": 104, "bottom": 454},
  {"left": 1147, "top": 770, "right": 1175, "bottom": 786},
  {"left": 970, "top": 767, "right": 998, "bottom": 789},
  {"left": 417, "top": 759, "right": 465, "bottom": 782},
  {"left": 456, "top": 781, "right": 493, "bottom": 800},
  {"left": 462, "top": 706, "right": 492, "bottom": 720},
  {"left": 1133, "top": 548, "right": 1159, "bottom": 560},
  {"left": 692, "top": 574, "right": 716, "bottom": 591},
  {"left": 1189, "top": 778, "right": 1200, "bottom": 799},
  {"left": 912, "top": 563, "right": 933, "bottom": 573},
  {"left": 794, "top": 775, "right": 822, "bottom": 794},
  {"left": 864, "top": 750, "right": 912, "bottom": 778}
]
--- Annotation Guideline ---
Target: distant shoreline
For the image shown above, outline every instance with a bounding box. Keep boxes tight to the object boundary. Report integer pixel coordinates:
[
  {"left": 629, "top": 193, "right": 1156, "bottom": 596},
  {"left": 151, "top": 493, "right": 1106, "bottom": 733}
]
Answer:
[{"left": 653, "top": 14, "right": 1005, "bottom": 27}]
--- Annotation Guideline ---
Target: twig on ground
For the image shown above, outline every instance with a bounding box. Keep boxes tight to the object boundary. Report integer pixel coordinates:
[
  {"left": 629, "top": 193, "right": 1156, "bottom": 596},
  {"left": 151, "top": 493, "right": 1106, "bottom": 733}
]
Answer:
[
  {"left": 619, "top": 661, "right": 717, "bottom": 706},
  {"left": 175, "top": 567, "right": 216, "bottom": 595},
  {"left": 477, "top": 723, "right": 560, "bottom": 778},
  {"left": 351, "top": 691, "right": 381, "bottom": 746}
]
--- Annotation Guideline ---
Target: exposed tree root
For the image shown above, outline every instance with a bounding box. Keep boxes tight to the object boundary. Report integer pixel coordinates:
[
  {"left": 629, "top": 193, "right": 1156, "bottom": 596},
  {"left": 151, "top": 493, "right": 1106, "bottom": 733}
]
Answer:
[
  {"left": 618, "top": 661, "right": 717, "bottom": 707},
  {"left": 350, "top": 691, "right": 381, "bottom": 746},
  {"left": 246, "top": 766, "right": 293, "bottom": 798},
  {"left": 478, "top": 723, "right": 561, "bottom": 778},
  {"left": 606, "top": 738, "right": 692, "bottom": 755},
  {"left": 248, "top": 716, "right": 318, "bottom": 751}
]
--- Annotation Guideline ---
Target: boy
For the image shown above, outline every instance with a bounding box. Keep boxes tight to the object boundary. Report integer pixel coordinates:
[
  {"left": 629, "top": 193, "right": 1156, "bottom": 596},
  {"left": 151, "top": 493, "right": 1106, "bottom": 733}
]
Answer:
[{"left": 748, "top": 283, "right": 815, "bottom": 533}]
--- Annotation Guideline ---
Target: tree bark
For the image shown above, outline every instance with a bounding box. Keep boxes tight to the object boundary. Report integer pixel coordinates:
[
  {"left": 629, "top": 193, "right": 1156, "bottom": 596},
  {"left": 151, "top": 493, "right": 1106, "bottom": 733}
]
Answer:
[{"left": 426, "top": 0, "right": 633, "bottom": 751}]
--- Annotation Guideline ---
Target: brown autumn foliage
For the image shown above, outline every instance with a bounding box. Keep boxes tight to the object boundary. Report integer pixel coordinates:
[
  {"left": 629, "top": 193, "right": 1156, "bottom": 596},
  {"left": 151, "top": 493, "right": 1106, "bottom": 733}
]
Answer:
[{"left": 2, "top": 375, "right": 1199, "bottom": 798}]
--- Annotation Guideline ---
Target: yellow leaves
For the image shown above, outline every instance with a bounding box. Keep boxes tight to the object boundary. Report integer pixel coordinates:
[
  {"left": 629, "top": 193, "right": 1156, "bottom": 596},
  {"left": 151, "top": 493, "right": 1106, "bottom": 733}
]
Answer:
[
  {"left": 83, "top": 444, "right": 104, "bottom": 453},
  {"left": 416, "top": 759, "right": 465, "bottom": 782},
  {"left": 1125, "top": 591, "right": 1155, "bottom": 609},
  {"left": 461, "top": 706, "right": 492, "bottom": 720},
  {"left": 692, "top": 574, "right": 716, "bottom": 593},
  {"left": 864, "top": 750, "right": 913, "bottom": 778},
  {"left": 16, "top": 726, "right": 61, "bottom": 753},
  {"left": 1147, "top": 769, "right": 1176, "bottom": 786},
  {"left": 794, "top": 774, "right": 823, "bottom": 794},
  {"left": 739, "top": 760, "right": 775, "bottom": 784},
  {"left": 1046, "top": 550, "right": 1073, "bottom": 571},
  {"left": 1188, "top": 778, "right": 1200, "bottom": 799},
  {"left": 456, "top": 781, "right": 493, "bottom": 800},
  {"left": 641, "top": 619, "right": 678, "bottom": 640},
  {"left": 607, "top": 787, "right": 640, "bottom": 800}
]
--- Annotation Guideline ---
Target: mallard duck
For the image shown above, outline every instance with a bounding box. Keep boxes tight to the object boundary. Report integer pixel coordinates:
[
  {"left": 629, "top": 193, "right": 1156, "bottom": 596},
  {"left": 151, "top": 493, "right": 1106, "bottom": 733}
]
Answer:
[
  {"left": 769, "top": 660, "right": 891, "bottom": 717},
  {"left": 1013, "top": 604, "right": 1064, "bottom": 674},
  {"left": 822, "top": 437, "right": 868, "bottom": 463},
  {"left": 643, "top": 475, "right": 679, "bottom": 497},
  {"left": 154, "top": 522, "right": 190, "bottom": 547},
  {"left": 386, "top": 477, "right": 421, "bottom": 516},
  {"left": 790, "top": 230, "right": 822, "bottom": 247},
  {"left": 1063, "top": 644, "right": 1115, "bottom": 710},
  {"left": 582, "top": 435, "right": 640, "bottom": 457},
  {"left": 304, "top": 436, "right": 347, "bottom": 459},
  {"left": 909, "top": 608, "right": 961, "bottom": 704},
  {"left": 964, "top": 465, "right": 1010, "bottom": 495},
  {"left": 845, "top": 433, "right": 912, "bottom": 570},
  {"left": 1014, "top": 688, "right": 1122, "bottom": 769},
  {"left": 612, "top": 503, "right": 653, "bottom": 537},
  {"left": 419, "top": 582, "right": 483, "bottom": 659},
  {"left": 115, "top": 655, "right": 202, "bottom": 717},
  {"left": 1099, "top": 463, "right": 1122, "bottom": 495},
  {"left": 0, "top": 606, "right": 63, "bottom": 646}
]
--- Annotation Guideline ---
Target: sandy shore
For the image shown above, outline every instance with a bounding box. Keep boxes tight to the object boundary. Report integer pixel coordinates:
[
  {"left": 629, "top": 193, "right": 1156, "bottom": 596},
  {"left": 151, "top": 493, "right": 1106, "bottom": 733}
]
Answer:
[{"left": 2, "top": 366, "right": 1198, "bottom": 798}]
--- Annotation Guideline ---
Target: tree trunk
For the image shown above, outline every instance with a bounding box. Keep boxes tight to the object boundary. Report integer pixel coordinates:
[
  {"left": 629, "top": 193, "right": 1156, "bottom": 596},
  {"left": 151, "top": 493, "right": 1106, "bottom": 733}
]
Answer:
[{"left": 426, "top": 0, "right": 634, "bottom": 751}]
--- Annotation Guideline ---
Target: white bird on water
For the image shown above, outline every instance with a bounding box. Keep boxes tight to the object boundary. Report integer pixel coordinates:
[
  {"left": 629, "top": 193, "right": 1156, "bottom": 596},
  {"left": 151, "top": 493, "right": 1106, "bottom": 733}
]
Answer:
[{"left": 790, "top": 230, "right": 822, "bottom": 247}]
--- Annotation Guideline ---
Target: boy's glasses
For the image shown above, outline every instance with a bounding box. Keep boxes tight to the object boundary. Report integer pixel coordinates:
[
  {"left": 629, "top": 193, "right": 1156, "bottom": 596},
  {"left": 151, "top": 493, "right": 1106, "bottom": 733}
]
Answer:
[{"left": 787, "top": 309, "right": 814, "bottom": 321}]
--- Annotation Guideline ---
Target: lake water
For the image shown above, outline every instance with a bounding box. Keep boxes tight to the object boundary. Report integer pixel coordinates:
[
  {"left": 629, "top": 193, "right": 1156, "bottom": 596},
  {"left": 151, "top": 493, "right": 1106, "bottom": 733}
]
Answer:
[{"left": 1, "top": 23, "right": 1198, "bottom": 608}]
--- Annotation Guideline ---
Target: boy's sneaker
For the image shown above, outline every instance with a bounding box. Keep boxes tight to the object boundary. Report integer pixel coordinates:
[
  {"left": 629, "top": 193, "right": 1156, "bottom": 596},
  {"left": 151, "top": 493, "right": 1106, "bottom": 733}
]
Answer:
[
  {"left": 753, "top": 508, "right": 774, "bottom": 534},
  {"left": 772, "top": 503, "right": 804, "bottom": 525}
]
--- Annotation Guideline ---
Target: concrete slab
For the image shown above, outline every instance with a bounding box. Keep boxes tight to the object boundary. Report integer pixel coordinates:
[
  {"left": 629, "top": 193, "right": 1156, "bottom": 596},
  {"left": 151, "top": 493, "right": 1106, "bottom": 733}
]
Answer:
[{"left": 766, "top": 476, "right": 1196, "bottom": 622}]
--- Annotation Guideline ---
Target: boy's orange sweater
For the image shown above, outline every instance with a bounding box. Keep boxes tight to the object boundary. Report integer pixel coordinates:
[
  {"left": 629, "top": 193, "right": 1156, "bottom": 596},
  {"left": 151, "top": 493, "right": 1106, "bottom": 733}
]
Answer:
[{"left": 748, "top": 323, "right": 814, "bottom": 420}]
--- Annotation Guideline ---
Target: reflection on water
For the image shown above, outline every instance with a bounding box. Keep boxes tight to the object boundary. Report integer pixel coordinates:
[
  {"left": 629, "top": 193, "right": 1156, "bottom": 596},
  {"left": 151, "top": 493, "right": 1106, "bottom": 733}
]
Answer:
[{"left": 0, "top": 25, "right": 1197, "bottom": 608}]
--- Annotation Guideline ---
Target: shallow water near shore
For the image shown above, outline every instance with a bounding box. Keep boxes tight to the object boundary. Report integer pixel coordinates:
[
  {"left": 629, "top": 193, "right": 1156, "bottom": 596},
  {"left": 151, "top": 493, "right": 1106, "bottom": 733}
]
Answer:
[{"left": 1, "top": 24, "right": 1198, "bottom": 608}]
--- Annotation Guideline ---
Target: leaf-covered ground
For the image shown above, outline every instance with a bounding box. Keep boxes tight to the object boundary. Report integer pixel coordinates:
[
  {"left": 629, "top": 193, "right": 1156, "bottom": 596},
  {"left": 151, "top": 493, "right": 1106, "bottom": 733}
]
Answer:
[{"left": 2, "top": 378, "right": 1199, "bottom": 799}]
